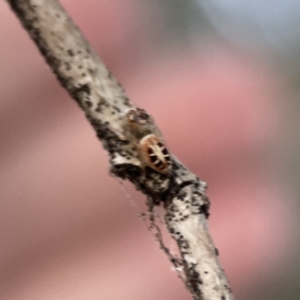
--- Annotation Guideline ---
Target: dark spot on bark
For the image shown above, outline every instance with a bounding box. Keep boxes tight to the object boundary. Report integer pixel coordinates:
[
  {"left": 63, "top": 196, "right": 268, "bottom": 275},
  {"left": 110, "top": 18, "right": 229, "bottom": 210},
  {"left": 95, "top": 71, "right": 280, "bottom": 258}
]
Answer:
[
  {"left": 119, "top": 151, "right": 126, "bottom": 157},
  {"left": 95, "top": 102, "right": 105, "bottom": 113},
  {"left": 88, "top": 68, "right": 97, "bottom": 76},
  {"left": 64, "top": 62, "right": 71, "bottom": 71},
  {"left": 193, "top": 190, "right": 202, "bottom": 196},
  {"left": 123, "top": 97, "right": 130, "bottom": 106},
  {"left": 67, "top": 49, "right": 74, "bottom": 56},
  {"left": 85, "top": 101, "right": 92, "bottom": 108},
  {"left": 221, "top": 296, "right": 226, "bottom": 300},
  {"left": 70, "top": 84, "right": 91, "bottom": 104},
  {"left": 108, "top": 71, "right": 113, "bottom": 79},
  {"left": 27, "top": 5, "right": 35, "bottom": 12},
  {"left": 198, "top": 203, "right": 210, "bottom": 219},
  {"left": 186, "top": 264, "right": 202, "bottom": 295}
]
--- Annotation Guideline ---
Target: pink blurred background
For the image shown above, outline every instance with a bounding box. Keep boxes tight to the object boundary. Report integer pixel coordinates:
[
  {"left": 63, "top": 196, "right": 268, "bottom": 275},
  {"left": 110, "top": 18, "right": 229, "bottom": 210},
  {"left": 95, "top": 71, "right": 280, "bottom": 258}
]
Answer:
[{"left": 1, "top": 1, "right": 299, "bottom": 299}]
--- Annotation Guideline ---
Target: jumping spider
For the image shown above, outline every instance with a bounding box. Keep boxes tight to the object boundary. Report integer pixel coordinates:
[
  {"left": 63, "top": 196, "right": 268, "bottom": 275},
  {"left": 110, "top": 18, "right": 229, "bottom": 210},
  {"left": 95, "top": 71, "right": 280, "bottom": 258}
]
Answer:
[{"left": 122, "top": 108, "right": 172, "bottom": 175}]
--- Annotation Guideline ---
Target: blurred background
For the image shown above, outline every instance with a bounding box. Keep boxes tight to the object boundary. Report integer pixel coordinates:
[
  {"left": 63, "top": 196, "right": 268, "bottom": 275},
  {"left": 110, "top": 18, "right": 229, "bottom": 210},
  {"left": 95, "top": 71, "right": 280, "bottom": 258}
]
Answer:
[{"left": 0, "top": 0, "right": 299, "bottom": 299}]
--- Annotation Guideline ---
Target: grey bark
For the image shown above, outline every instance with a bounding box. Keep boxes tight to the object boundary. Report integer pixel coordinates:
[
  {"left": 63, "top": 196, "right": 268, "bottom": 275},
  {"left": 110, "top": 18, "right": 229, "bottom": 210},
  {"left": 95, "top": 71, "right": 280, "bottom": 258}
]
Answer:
[{"left": 6, "top": 1, "right": 234, "bottom": 299}]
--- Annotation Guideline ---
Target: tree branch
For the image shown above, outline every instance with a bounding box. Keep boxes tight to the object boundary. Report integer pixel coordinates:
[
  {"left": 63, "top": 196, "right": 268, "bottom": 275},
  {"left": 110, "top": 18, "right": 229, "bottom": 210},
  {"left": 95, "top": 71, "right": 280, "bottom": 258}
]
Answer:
[{"left": 6, "top": 1, "right": 233, "bottom": 299}]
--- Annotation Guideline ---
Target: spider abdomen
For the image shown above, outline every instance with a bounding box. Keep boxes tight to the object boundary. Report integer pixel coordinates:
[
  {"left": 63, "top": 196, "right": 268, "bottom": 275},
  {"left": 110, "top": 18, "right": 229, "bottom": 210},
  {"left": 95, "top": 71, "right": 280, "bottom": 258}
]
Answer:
[{"left": 138, "top": 134, "right": 172, "bottom": 174}]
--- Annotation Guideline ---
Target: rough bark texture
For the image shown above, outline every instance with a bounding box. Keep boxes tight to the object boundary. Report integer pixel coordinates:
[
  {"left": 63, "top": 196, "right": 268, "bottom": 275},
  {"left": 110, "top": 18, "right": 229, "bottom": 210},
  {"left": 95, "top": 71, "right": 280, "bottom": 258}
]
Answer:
[{"left": 6, "top": 1, "right": 234, "bottom": 299}]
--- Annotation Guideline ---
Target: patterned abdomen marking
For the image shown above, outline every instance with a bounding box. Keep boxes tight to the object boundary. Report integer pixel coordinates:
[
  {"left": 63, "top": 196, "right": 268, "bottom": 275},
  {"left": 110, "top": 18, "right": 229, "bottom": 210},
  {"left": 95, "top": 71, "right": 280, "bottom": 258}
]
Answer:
[{"left": 138, "top": 134, "right": 172, "bottom": 174}]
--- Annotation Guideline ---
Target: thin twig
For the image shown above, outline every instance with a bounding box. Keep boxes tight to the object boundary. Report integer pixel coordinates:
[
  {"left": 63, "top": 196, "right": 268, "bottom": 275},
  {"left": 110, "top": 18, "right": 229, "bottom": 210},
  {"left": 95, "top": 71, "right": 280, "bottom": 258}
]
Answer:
[{"left": 6, "top": 1, "right": 234, "bottom": 299}]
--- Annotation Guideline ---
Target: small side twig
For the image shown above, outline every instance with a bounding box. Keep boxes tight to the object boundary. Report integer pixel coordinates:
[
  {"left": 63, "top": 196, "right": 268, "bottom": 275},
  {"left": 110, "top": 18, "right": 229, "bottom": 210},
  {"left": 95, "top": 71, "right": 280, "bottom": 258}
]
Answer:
[{"left": 6, "top": 1, "right": 234, "bottom": 299}]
